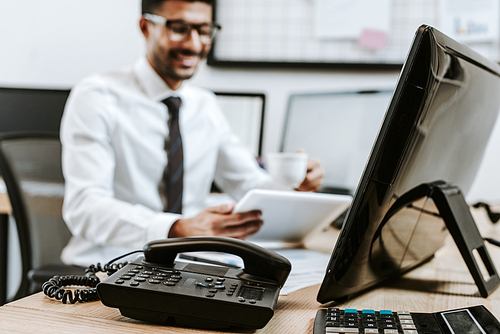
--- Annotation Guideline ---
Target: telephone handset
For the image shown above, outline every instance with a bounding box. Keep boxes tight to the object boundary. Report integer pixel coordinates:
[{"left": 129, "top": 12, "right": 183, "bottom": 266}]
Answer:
[
  {"left": 144, "top": 237, "right": 291, "bottom": 287},
  {"left": 97, "top": 236, "right": 292, "bottom": 329}
]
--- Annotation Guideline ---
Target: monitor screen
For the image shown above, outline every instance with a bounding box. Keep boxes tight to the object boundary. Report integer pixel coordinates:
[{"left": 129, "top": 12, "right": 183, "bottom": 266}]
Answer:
[
  {"left": 214, "top": 92, "right": 265, "bottom": 157},
  {"left": 0, "top": 87, "right": 70, "bottom": 134},
  {"left": 317, "top": 25, "right": 500, "bottom": 303},
  {"left": 281, "top": 90, "right": 393, "bottom": 195}
]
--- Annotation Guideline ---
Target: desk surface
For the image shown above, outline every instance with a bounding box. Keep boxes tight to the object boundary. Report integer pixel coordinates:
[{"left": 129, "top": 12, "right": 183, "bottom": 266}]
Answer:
[{"left": 1, "top": 207, "right": 500, "bottom": 333}]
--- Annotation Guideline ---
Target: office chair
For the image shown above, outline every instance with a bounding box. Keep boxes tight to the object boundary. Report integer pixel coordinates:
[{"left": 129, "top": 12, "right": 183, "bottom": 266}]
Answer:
[{"left": 0, "top": 132, "right": 84, "bottom": 300}]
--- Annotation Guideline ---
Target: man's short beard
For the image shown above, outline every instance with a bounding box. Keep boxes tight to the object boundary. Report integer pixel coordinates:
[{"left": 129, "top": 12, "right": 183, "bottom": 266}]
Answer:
[{"left": 153, "top": 49, "right": 208, "bottom": 82}]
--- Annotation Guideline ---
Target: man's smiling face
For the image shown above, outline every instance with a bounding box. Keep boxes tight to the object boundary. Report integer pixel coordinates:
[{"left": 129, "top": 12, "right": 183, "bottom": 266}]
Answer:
[{"left": 141, "top": 1, "right": 213, "bottom": 90}]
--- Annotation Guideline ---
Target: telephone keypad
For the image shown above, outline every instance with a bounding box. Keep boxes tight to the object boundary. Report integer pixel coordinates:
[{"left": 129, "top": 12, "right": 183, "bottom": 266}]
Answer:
[{"left": 108, "top": 261, "right": 276, "bottom": 306}]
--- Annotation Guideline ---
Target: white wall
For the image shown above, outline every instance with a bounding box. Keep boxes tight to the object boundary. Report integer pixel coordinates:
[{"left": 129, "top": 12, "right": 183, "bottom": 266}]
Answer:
[
  {"left": 2, "top": 0, "right": 498, "bottom": 202},
  {"left": 1, "top": 0, "right": 500, "bottom": 298}
]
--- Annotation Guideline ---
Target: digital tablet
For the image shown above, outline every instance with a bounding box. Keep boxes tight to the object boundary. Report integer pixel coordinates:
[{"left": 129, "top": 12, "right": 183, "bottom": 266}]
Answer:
[{"left": 233, "top": 189, "right": 352, "bottom": 247}]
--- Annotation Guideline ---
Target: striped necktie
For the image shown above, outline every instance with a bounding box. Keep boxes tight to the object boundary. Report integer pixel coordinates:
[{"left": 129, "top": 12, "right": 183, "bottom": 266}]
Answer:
[{"left": 162, "top": 96, "right": 183, "bottom": 214}]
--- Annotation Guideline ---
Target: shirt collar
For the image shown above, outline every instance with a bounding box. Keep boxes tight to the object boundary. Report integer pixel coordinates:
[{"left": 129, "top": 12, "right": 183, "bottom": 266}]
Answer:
[{"left": 133, "top": 56, "right": 187, "bottom": 101}]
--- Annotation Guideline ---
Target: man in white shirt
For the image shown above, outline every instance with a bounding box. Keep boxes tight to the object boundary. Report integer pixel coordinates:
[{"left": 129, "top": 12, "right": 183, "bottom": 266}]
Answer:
[{"left": 60, "top": 0, "right": 324, "bottom": 266}]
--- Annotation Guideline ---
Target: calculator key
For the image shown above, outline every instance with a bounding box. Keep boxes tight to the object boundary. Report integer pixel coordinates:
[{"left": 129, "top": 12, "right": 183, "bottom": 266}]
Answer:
[
  {"left": 325, "top": 328, "right": 358, "bottom": 333},
  {"left": 379, "top": 310, "right": 393, "bottom": 315},
  {"left": 398, "top": 315, "right": 413, "bottom": 320},
  {"left": 383, "top": 330, "right": 398, "bottom": 334},
  {"left": 400, "top": 319, "right": 414, "bottom": 324},
  {"left": 344, "top": 309, "right": 358, "bottom": 314},
  {"left": 364, "top": 329, "right": 378, "bottom": 334},
  {"left": 325, "top": 321, "right": 340, "bottom": 327},
  {"left": 403, "top": 331, "right": 419, "bottom": 334},
  {"left": 402, "top": 324, "right": 416, "bottom": 330}
]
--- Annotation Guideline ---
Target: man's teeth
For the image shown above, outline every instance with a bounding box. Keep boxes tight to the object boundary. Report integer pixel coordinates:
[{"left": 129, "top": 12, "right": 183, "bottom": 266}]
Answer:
[{"left": 178, "top": 55, "right": 198, "bottom": 66}]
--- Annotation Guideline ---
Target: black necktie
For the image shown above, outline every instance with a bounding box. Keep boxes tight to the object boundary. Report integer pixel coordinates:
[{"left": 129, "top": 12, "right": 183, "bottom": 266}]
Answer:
[{"left": 162, "top": 97, "right": 183, "bottom": 214}]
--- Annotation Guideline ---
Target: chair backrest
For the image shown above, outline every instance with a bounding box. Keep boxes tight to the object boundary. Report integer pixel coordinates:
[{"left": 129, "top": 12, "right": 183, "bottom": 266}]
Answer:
[
  {"left": 0, "top": 133, "right": 70, "bottom": 297},
  {"left": 0, "top": 87, "right": 70, "bottom": 134}
]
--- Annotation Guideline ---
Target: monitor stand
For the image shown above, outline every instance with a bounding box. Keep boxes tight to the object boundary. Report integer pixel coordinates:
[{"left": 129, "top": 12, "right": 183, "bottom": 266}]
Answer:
[{"left": 397, "top": 181, "right": 500, "bottom": 298}]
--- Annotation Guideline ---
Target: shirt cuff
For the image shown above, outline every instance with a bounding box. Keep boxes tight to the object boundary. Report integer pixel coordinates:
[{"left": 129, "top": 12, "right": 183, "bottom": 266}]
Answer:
[{"left": 146, "top": 212, "right": 182, "bottom": 242}]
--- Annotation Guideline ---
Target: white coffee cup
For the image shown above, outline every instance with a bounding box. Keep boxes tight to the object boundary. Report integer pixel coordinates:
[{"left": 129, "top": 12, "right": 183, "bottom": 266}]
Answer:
[{"left": 265, "top": 152, "right": 308, "bottom": 189}]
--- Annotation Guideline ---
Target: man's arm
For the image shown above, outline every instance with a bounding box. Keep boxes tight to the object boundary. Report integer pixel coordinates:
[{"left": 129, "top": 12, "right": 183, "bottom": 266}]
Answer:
[{"left": 168, "top": 204, "right": 263, "bottom": 239}]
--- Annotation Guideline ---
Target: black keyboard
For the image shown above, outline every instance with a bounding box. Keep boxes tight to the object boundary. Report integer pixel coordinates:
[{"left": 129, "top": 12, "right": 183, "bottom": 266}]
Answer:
[{"left": 313, "top": 306, "right": 500, "bottom": 334}]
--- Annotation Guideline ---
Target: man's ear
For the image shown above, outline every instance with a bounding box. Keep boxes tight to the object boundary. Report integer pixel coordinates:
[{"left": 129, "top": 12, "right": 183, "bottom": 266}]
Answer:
[{"left": 139, "top": 16, "right": 150, "bottom": 39}]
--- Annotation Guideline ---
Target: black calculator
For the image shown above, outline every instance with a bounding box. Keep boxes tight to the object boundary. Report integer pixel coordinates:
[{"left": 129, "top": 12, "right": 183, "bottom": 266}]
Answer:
[{"left": 313, "top": 305, "right": 500, "bottom": 334}]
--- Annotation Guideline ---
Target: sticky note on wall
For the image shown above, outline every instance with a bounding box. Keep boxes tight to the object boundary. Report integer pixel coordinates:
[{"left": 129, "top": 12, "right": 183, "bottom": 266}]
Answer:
[{"left": 358, "top": 28, "right": 388, "bottom": 51}]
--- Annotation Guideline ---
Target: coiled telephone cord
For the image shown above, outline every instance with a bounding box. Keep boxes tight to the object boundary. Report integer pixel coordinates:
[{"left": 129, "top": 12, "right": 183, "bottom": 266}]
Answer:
[{"left": 42, "top": 249, "right": 142, "bottom": 304}]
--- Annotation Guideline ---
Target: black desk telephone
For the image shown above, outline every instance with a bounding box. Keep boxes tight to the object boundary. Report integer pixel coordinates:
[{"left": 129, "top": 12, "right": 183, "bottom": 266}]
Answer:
[{"left": 48, "top": 237, "right": 291, "bottom": 329}]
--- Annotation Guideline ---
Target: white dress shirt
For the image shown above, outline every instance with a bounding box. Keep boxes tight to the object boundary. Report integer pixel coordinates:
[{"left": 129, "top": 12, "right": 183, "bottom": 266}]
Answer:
[{"left": 60, "top": 57, "right": 272, "bottom": 266}]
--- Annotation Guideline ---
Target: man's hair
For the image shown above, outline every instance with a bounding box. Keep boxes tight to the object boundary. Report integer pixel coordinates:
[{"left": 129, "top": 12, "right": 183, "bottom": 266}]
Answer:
[{"left": 142, "top": 0, "right": 214, "bottom": 14}]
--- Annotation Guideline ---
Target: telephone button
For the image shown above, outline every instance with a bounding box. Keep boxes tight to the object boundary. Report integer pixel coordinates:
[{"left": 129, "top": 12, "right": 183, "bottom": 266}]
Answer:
[
  {"left": 195, "top": 281, "right": 208, "bottom": 288},
  {"left": 238, "top": 297, "right": 246, "bottom": 302},
  {"left": 164, "top": 282, "right": 176, "bottom": 286},
  {"left": 129, "top": 281, "right": 139, "bottom": 286},
  {"left": 148, "top": 279, "right": 161, "bottom": 284},
  {"left": 120, "top": 275, "right": 132, "bottom": 280},
  {"left": 249, "top": 299, "right": 256, "bottom": 304},
  {"left": 205, "top": 293, "right": 215, "bottom": 298},
  {"left": 214, "top": 284, "right": 225, "bottom": 290},
  {"left": 216, "top": 278, "right": 225, "bottom": 282},
  {"left": 153, "top": 268, "right": 180, "bottom": 274},
  {"left": 115, "top": 279, "right": 124, "bottom": 284},
  {"left": 205, "top": 277, "right": 213, "bottom": 282},
  {"left": 208, "top": 289, "right": 218, "bottom": 293},
  {"left": 134, "top": 277, "right": 146, "bottom": 282},
  {"left": 139, "top": 274, "right": 150, "bottom": 278},
  {"left": 143, "top": 271, "right": 153, "bottom": 275}
]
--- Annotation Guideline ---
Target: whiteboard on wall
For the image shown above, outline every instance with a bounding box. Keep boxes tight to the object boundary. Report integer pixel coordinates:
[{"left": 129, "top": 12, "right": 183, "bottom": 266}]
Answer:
[{"left": 209, "top": 0, "right": 500, "bottom": 69}]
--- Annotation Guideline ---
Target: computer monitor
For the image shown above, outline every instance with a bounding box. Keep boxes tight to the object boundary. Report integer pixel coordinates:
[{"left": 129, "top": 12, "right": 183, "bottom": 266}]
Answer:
[
  {"left": 317, "top": 25, "right": 500, "bottom": 303},
  {"left": 214, "top": 92, "right": 265, "bottom": 157},
  {"left": 281, "top": 90, "right": 393, "bottom": 195},
  {"left": 0, "top": 87, "right": 70, "bottom": 134}
]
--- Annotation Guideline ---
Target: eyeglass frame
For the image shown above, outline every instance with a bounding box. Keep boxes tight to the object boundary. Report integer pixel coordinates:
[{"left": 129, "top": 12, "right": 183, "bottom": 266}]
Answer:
[{"left": 143, "top": 13, "right": 221, "bottom": 45}]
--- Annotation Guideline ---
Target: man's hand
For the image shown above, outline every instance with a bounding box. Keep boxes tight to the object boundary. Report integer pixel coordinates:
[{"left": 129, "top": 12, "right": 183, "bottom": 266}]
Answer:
[
  {"left": 296, "top": 157, "right": 324, "bottom": 192},
  {"left": 168, "top": 204, "right": 263, "bottom": 239}
]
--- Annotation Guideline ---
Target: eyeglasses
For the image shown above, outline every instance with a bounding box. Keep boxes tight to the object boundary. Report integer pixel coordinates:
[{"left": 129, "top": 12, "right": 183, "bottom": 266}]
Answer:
[{"left": 144, "top": 13, "right": 221, "bottom": 45}]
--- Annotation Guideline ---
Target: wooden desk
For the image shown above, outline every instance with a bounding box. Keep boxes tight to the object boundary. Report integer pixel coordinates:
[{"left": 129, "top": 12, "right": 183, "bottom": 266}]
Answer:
[{"left": 0, "top": 207, "right": 499, "bottom": 333}]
